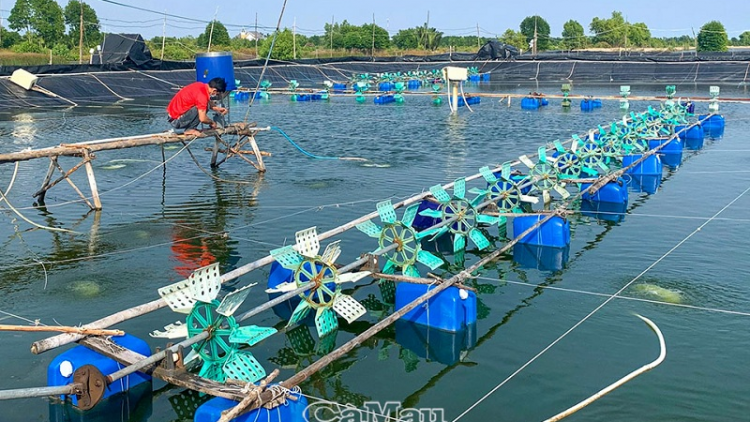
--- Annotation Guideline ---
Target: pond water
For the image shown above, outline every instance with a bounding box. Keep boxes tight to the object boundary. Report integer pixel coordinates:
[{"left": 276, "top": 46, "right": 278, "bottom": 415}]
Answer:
[{"left": 0, "top": 82, "right": 749, "bottom": 422}]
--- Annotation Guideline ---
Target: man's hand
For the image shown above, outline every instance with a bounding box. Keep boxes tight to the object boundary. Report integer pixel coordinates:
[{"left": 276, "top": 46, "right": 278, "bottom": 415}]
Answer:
[{"left": 212, "top": 106, "right": 228, "bottom": 116}]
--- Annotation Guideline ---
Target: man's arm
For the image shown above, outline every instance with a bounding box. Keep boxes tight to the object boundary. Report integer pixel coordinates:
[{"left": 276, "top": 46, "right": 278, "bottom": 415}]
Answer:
[
  {"left": 210, "top": 100, "right": 228, "bottom": 115},
  {"left": 197, "top": 108, "right": 216, "bottom": 129}
]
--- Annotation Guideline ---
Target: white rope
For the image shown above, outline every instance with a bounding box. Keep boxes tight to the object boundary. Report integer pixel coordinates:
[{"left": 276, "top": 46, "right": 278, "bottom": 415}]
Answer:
[{"left": 452, "top": 182, "right": 750, "bottom": 422}]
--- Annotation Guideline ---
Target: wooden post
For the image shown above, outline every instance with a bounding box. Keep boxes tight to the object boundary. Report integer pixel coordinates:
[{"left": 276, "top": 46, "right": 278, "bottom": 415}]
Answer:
[
  {"left": 82, "top": 150, "right": 102, "bottom": 210},
  {"left": 52, "top": 159, "right": 95, "bottom": 209},
  {"left": 451, "top": 81, "right": 459, "bottom": 111},
  {"left": 37, "top": 158, "right": 57, "bottom": 204},
  {"left": 248, "top": 135, "right": 266, "bottom": 172},
  {"left": 78, "top": 2, "right": 83, "bottom": 64},
  {"left": 211, "top": 135, "right": 220, "bottom": 168}
]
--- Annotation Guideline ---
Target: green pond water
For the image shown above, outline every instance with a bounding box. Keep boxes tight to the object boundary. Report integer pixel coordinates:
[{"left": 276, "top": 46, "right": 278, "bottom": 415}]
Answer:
[{"left": 0, "top": 82, "right": 749, "bottom": 422}]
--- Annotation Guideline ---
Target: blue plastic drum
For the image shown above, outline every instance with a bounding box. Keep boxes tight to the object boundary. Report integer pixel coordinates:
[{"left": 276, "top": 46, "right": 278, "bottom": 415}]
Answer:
[{"left": 195, "top": 52, "right": 237, "bottom": 91}]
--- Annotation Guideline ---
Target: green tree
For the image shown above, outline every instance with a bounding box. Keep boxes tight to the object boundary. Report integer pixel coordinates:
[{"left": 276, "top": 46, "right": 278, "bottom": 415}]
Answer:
[
  {"left": 8, "top": 0, "right": 34, "bottom": 38},
  {"left": 415, "top": 25, "right": 442, "bottom": 50},
  {"left": 499, "top": 29, "right": 527, "bottom": 52},
  {"left": 561, "top": 19, "right": 586, "bottom": 50},
  {"left": 697, "top": 21, "right": 728, "bottom": 52},
  {"left": 258, "top": 28, "right": 295, "bottom": 60},
  {"left": 628, "top": 22, "right": 651, "bottom": 47},
  {"left": 392, "top": 28, "right": 418, "bottom": 49},
  {"left": 323, "top": 20, "right": 387, "bottom": 51},
  {"left": 589, "top": 11, "right": 628, "bottom": 47},
  {"left": 197, "top": 20, "right": 231, "bottom": 48},
  {"left": 63, "top": 0, "right": 101, "bottom": 48},
  {"left": 392, "top": 25, "right": 442, "bottom": 50},
  {"left": 1, "top": 29, "right": 23, "bottom": 48},
  {"left": 30, "top": 0, "right": 64, "bottom": 46},
  {"left": 739, "top": 31, "right": 750, "bottom": 46},
  {"left": 9, "top": 0, "right": 64, "bottom": 46},
  {"left": 519, "top": 15, "right": 551, "bottom": 51}
]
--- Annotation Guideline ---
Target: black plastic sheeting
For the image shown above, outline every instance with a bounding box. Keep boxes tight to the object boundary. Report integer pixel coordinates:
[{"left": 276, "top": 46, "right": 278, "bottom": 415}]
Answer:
[{"left": 1, "top": 51, "right": 749, "bottom": 109}]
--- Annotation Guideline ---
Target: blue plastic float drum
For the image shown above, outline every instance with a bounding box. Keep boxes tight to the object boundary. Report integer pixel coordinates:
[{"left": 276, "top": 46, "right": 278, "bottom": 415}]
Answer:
[{"left": 195, "top": 52, "right": 237, "bottom": 91}]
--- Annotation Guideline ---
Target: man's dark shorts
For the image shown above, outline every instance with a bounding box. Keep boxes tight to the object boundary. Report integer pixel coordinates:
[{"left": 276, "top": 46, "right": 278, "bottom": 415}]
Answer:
[{"left": 168, "top": 107, "right": 200, "bottom": 130}]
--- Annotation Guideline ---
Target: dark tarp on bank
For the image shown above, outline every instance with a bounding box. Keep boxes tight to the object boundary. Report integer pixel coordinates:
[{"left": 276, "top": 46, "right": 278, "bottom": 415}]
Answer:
[
  {"left": 95, "top": 33, "right": 153, "bottom": 66},
  {"left": 1, "top": 50, "right": 750, "bottom": 108}
]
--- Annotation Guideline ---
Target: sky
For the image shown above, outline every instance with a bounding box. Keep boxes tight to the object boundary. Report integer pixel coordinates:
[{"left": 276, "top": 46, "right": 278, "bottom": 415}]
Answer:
[{"left": 3, "top": 0, "right": 750, "bottom": 40}]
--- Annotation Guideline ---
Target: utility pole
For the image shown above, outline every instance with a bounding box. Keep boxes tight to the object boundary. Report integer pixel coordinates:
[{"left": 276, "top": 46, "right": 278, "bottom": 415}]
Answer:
[
  {"left": 78, "top": 1, "right": 83, "bottom": 64},
  {"left": 160, "top": 11, "right": 166, "bottom": 60},
  {"left": 1, "top": 0, "right": 3, "bottom": 48},
  {"left": 293, "top": 17, "right": 296, "bottom": 59},
  {"left": 477, "top": 23, "right": 480, "bottom": 49},
  {"left": 330, "top": 15, "right": 334, "bottom": 57},
  {"left": 371, "top": 13, "right": 376, "bottom": 59},
  {"left": 532, "top": 17, "right": 538, "bottom": 56},
  {"left": 254, "top": 12, "right": 258, "bottom": 58}
]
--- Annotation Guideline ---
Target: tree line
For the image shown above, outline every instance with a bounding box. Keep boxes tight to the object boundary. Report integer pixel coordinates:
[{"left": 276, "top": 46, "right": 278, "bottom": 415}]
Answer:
[{"left": 1, "top": 1, "right": 745, "bottom": 62}]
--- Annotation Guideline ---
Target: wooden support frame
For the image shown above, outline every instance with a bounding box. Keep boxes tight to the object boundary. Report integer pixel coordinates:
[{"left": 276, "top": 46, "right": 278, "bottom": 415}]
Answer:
[
  {"left": 3, "top": 123, "right": 269, "bottom": 210},
  {"left": 211, "top": 133, "right": 268, "bottom": 172}
]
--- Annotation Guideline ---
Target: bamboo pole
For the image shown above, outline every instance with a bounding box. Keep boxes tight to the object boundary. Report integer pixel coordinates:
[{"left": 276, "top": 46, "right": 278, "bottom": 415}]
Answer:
[{"left": 0, "top": 325, "right": 124, "bottom": 336}]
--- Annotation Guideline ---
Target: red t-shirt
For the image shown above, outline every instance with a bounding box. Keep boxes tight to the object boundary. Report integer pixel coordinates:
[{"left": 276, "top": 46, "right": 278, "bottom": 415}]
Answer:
[{"left": 167, "top": 82, "right": 209, "bottom": 119}]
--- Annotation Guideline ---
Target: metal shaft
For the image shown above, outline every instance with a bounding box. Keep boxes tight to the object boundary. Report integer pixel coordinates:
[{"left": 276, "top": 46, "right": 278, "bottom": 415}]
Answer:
[
  {"left": 0, "top": 384, "right": 78, "bottom": 400},
  {"left": 105, "top": 331, "right": 209, "bottom": 383}
]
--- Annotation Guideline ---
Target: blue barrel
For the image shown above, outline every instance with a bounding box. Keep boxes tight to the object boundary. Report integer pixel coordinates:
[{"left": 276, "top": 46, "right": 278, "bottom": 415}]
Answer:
[
  {"left": 468, "top": 74, "right": 480, "bottom": 82},
  {"left": 581, "top": 200, "right": 628, "bottom": 223},
  {"left": 648, "top": 138, "right": 683, "bottom": 154},
  {"left": 195, "top": 390, "right": 308, "bottom": 422},
  {"left": 332, "top": 83, "right": 347, "bottom": 92},
  {"left": 521, "top": 98, "right": 540, "bottom": 109},
  {"left": 628, "top": 174, "right": 662, "bottom": 194},
  {"left": 395, "top": 319, "right": 476, "bottom": 365},
  {"left": 512, "top": 215, "right": 570, "bottom": 247},
  {"left": 458, "top": 96, "right": 480, "bottom": 107},
  {"left": 195, "top": 52, "right": 236, "bottom": 91},
  {"left": 395, "top": 282, "right": 477, "bottom": 332},
  {"left": 48, "top": 334, "right": 151, "bottom": 407},
  {"left": 660, "top": 151, "right": 683, "bottom": 169},
  {"left": 699, "top": 114, "right": 725, "bottom": 139},
  {"left": 374, "top": 94, "right": 395, "bottom": 104},
  {"left": 580, "top": 99, "right": 593, "bottom": 111},
  {"left": 412, "top": 200, "right": 441, "bottom": 231},
  {"left": 513, "top": 243, "right": 570, "bottom": 271},
  {"left": 407, "top": 80, "right": 421, "bottom": 90},
  {"left": 622, "top": 154, "right": 662, "bottom": 176},
  {"left": 481, "top": 73, "right": 491, "bottom": 81},
  {"left": 378, "top": 82, "right": 393, "bottom": 91},
  {"left": 580, "top": 178, "right": 628, "bottom": 204}
]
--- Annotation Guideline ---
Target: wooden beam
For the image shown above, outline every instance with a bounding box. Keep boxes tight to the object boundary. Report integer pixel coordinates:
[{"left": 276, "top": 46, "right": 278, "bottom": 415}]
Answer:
[
  {"left": 80, "top": 336, "right": 248, "bottom": 401},
  {"left": 0, "top": 124, "right": 258, "bottom": 164}
]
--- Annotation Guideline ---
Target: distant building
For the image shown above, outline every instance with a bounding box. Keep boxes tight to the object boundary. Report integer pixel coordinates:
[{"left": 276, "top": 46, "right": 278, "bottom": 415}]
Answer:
[{"left": 238, "top": 29, "right": 263, "bottom": 41}]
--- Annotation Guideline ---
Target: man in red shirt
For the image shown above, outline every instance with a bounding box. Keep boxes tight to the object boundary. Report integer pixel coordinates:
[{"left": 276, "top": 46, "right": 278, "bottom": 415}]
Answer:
[{"left": 167, "top": 77, "right": 228, "bottom": 136}]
